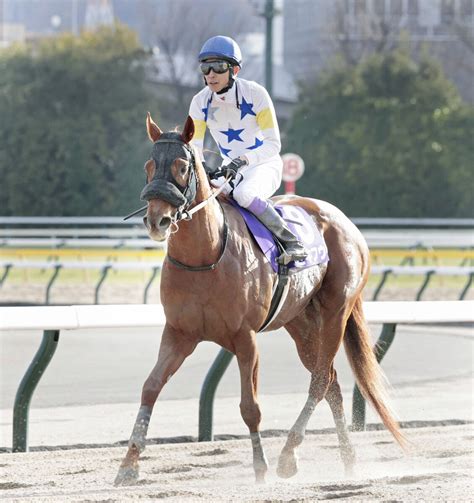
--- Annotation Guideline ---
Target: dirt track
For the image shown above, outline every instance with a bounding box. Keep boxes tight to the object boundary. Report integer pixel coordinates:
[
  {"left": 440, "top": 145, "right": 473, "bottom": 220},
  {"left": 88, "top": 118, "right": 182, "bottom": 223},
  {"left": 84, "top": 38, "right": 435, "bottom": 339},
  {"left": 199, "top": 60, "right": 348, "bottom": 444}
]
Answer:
[
  {"left": 1, "top": 278, "right": 472, "bottom": 306},
  {"left": 1, "top": 424, "right": 473, "bottom": 502}
]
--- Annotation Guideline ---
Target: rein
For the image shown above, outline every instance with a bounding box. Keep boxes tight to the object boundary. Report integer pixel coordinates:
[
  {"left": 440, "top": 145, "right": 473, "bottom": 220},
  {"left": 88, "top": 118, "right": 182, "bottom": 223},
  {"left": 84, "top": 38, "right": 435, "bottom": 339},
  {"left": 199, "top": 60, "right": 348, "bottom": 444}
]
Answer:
[{"left": 178, "top": 180, "right": 230, "bottom": 220}]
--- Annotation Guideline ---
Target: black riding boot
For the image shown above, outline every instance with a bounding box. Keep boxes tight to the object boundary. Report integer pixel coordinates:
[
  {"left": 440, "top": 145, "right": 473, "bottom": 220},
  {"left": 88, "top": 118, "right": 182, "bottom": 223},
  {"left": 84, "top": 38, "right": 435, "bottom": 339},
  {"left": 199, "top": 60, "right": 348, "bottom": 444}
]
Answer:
[{"left": 255, "top": 204, "right": 308, "bottom": 264}]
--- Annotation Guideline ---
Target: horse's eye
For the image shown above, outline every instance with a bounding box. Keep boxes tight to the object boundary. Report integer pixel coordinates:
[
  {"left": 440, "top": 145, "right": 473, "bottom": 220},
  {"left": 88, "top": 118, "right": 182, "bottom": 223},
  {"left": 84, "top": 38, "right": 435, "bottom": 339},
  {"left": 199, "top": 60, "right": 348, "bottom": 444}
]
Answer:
[{"left": 180, "top": 166, "right": 188, "bottom": 176}]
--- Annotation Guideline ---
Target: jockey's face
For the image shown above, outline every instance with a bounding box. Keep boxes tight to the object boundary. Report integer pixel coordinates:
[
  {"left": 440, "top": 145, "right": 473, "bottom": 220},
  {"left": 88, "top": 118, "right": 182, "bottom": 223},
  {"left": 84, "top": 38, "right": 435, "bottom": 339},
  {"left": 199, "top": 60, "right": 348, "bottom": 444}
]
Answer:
[{"left": 203, "top": 58, "right": 239, "bottom": 93}]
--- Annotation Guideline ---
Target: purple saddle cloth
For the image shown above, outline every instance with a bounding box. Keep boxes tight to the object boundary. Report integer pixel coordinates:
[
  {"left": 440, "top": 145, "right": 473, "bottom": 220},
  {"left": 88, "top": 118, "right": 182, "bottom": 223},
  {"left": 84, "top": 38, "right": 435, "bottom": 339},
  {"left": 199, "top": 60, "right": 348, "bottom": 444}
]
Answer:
[{"left": 232, "top": 202, "right": 329, "bottom": 273}]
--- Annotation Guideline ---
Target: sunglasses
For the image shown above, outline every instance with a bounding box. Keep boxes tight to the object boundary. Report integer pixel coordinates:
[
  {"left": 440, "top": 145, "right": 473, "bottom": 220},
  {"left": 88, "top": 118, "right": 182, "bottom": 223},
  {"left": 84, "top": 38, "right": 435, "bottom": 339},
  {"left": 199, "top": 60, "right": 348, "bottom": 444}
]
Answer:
[{"left": 199, "top": 60, "right": 231, "bottom": 75}]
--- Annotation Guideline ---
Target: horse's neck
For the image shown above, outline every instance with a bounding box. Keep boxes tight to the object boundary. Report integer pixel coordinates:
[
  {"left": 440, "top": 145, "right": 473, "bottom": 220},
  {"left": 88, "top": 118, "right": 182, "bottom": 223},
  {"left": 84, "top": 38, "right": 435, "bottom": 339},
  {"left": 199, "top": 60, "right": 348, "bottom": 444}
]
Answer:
[{"left": 167, "top": 163, "right": 223, "bottom": 268}]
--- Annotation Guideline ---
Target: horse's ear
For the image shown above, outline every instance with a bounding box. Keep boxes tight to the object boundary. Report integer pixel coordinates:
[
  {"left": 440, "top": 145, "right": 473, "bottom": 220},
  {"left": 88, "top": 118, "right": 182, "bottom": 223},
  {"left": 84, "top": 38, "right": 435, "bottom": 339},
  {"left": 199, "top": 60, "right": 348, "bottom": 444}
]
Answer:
[
  {"left": 146, "top": 112, "right": 163, "bottom": 142},
  {"left": 181, "top": 116, "right": 195, "bottom": 144}
]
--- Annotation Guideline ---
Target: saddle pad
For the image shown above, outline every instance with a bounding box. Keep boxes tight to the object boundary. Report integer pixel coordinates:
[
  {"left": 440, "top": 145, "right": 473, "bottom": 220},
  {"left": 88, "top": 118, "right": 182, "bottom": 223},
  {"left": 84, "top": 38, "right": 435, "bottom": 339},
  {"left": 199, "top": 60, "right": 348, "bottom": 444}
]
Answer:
[{"left": 233, "top": 203, "right": 329, "bottom": 273}]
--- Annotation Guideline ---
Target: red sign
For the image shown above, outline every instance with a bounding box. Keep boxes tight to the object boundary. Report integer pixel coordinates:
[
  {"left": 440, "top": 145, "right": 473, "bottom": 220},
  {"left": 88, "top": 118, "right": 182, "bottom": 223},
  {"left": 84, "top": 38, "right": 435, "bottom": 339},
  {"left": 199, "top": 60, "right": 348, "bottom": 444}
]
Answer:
[{"left": 282, "top": 153, "right": 305, "bottom": 182}]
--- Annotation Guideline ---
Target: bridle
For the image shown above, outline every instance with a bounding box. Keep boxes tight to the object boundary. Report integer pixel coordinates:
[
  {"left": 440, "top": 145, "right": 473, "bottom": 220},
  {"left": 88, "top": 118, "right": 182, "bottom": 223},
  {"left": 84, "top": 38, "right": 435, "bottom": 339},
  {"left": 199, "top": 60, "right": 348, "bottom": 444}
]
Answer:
[
  {"left": 124, "top": 135, "right": 230, "bottom": 271},
  {"left": 123, "top": 137, "right": 198, "bottom": 222}
]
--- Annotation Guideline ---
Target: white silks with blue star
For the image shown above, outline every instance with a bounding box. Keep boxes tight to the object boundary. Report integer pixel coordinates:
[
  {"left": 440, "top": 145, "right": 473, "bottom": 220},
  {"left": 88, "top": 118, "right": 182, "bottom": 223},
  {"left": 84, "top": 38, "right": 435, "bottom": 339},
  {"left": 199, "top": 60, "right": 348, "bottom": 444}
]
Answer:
[{"left": 189, "top": 78, "right": 282, "bottom": 168}]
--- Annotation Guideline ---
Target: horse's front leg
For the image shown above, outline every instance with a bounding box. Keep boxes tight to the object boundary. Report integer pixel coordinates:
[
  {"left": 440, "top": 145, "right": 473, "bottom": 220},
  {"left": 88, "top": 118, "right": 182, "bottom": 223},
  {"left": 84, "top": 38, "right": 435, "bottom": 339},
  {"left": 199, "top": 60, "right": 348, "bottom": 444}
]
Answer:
[
  {"left": 235, "top": 331, "right": 269, "bottom": 483},
  {"left": 114, "top": 325, "right": 197, "bottom": 486}
]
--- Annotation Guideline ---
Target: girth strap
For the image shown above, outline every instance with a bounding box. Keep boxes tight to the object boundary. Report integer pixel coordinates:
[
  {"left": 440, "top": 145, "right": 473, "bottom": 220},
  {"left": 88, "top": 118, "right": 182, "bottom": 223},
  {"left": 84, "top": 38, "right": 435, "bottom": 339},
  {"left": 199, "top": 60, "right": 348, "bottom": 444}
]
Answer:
[{"left": 258, "top": 264, "right": 290, "bottom": 332}]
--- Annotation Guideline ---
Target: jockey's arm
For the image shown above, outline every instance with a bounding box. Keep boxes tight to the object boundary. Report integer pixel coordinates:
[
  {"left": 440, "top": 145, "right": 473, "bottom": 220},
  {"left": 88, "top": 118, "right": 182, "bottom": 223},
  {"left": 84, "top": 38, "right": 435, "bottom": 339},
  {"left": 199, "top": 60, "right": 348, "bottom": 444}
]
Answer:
[
  {"left": 188, "top": 96, "right": 206, "bottom": 162},
  {"left": 244, "top": 86, "right": 281, "bottom": 166}
]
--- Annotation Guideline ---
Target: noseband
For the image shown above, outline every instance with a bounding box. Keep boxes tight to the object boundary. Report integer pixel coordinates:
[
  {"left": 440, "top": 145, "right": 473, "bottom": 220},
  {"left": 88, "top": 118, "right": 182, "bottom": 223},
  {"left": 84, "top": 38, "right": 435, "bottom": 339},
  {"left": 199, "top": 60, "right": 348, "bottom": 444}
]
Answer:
[{"left": 123, "top": 136, "right": 198, "bottom": 221}]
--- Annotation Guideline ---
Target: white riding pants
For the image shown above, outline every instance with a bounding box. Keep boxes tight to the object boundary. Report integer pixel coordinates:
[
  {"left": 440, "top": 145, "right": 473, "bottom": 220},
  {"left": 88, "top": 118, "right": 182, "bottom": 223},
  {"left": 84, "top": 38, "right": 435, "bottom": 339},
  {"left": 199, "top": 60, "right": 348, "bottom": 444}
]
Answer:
[{"left": 211, "top": 157, "right": 283, "bottom": 209}]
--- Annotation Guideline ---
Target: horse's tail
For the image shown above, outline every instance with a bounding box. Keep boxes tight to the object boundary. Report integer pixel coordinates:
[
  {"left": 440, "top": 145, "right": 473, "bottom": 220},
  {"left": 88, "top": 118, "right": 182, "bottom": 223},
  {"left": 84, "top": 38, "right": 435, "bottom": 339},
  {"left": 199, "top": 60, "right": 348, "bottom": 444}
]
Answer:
[{"left": 344, "top": 296, "right": 407, "bottom": 449}]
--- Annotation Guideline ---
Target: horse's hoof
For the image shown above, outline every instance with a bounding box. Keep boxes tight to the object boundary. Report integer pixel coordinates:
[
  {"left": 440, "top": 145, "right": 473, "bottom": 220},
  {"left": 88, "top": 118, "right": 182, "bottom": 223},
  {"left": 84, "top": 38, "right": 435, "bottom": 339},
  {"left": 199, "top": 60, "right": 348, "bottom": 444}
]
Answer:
[
  {"left": 276, "top": 452, "right": 298, "bottom": 479},
  {"left": 114, "top": 465, "right": 139, "bottom": 486}
]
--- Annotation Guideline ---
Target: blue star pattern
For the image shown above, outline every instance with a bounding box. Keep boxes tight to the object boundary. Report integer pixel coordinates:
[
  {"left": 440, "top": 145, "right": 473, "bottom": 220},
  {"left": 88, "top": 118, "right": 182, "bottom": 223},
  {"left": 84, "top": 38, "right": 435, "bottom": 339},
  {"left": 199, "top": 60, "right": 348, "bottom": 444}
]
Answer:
[
  {"left": 218, "top": 143, "right": 232, "bottom": 158},
  {"left": 221, "top": 126, "right": 244, "bottom": 143},
  {"left": 247, "top": 137, "right": 264, "bottom": 150},
  {"left": 240, "top": 97, "right": 256, "bottom": 120},
  {"left": 201, "top": 105, "right": 209, "bottom": 122}
]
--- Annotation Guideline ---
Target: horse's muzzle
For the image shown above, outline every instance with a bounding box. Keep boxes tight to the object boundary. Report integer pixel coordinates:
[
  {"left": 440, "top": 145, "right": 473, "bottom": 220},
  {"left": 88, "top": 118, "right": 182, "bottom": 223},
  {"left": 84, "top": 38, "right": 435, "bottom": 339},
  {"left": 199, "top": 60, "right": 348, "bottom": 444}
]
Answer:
[{"left": 143, "top": 213, "right": 172, "bottom": 242}]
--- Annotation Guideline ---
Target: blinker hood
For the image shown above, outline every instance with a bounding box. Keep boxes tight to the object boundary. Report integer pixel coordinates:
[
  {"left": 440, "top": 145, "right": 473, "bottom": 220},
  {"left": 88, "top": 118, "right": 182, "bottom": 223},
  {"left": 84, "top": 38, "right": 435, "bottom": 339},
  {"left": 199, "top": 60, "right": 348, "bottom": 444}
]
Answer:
[
  {"left": 139, "top": 134, "right": 198, "bottom": 211},
  {"left": 140, "top": 179, "right": 187, "bottom": 207}
]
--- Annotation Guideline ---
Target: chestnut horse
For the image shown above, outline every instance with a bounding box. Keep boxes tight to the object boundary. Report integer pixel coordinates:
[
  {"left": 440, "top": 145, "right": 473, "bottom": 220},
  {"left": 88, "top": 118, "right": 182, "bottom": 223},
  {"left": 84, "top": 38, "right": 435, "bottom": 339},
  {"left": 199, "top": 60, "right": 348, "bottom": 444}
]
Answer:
[{"left": 114, "top": 114, "right": 405, "bottom": 486}]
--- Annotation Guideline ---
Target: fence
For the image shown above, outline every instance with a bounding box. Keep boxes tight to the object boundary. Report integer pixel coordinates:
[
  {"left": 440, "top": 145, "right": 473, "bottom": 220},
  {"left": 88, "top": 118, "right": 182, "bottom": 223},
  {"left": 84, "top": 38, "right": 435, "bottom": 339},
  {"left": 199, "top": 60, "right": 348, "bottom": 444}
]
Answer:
[
  {"left": 1, "top": 217, "right": 473, "bottom": 249},
  {"left": 1, "top": 301, "right": 473, "bottom": 451},
  {"left": 1, "top": 260, "right": 473, "bottom": 304}
]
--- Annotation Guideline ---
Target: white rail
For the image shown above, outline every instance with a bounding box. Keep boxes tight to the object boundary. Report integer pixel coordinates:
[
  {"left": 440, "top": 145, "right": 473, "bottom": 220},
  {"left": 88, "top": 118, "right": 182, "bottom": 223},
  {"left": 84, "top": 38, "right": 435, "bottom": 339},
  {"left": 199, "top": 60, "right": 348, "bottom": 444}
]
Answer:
[
  {"left": 1, "top": 301, "right": 472, "bottom": 332},
  {"left": 1, "top": 231, "right": 472, "bottom": 248},
  {"left": 0, "top": 304, "right": 166, "bottom": 330},
  {"left": 1, "top": 217, "right": 473, "bottom": 249}
]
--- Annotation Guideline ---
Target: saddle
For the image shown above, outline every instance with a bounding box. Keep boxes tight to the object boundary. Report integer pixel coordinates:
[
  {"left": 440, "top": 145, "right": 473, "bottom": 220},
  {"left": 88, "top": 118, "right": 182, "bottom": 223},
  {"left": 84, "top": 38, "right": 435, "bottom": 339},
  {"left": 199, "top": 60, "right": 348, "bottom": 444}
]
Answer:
[{"left": 231, "top": 201, "right": 329, "bottom": 331}]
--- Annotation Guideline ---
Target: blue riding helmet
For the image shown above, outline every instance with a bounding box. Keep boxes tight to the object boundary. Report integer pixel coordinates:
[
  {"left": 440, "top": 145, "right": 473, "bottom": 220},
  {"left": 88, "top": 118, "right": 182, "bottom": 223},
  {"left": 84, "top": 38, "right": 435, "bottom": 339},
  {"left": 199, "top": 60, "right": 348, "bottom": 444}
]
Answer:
[{"left": 198, "top": 36, "right": 242, "bottom": 67}]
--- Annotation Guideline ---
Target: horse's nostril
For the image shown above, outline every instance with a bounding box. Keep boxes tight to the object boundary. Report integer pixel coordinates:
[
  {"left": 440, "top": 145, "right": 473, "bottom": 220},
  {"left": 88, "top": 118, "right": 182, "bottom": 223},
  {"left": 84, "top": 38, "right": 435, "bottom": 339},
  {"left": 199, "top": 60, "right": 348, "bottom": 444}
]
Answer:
[
  {"left": 143, "top": 216, "right": 148, "bottom": 227},
  {"left": 159, "top": 217, "right": 171, "bottom": 229}
]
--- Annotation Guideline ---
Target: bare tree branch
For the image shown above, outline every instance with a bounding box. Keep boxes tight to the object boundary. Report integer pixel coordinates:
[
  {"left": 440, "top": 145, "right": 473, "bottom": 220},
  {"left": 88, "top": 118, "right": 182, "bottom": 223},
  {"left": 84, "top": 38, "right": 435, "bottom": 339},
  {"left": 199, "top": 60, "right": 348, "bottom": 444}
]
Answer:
[{"left": 137, "top": 0, "right": 257, "bottom": 119}]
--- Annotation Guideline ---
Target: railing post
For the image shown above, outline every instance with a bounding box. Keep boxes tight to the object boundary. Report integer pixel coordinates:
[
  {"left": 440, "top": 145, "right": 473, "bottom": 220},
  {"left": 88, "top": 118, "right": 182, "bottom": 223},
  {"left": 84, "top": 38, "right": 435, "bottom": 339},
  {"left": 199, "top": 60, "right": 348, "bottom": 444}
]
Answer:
[
  {"left": 143, "top": 266, "right": 160, "bottom": 304},
  {"left": 416, "top": 270, "right": 435, "bottom": 301},
  {"left": 95, "top": 265, "right": 111, "bottom": 304},
  {"left": 13, "top": 329, "right": 60, "bottom": 452},
  {"left": 198, "top": 348, "right": 234, "bottom": 441},
  {"left": 352, "top": 322, "right": 397, "bottom": 431},
  {"left": 0, "top": 263, "right": 12, "bottom": 287},
  {"left": 372, "top": 269, "right": 392, "bottom": 301},
  {"left": 459, "top": 272, "right": 473, "bottom": 300},
  {"left": 45, "top": 265, "right": 62, "bottom": 305},
  {"left": 400, "top": 254, "right": 414, "bottom": 266}
]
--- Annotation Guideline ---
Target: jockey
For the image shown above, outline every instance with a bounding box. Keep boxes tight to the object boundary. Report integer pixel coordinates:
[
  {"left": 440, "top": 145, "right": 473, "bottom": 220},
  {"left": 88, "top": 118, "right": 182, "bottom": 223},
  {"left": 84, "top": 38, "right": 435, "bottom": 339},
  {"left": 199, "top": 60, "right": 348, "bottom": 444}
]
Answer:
[{"left": 189, "top": 35, "right": 307, "bottom": 265}]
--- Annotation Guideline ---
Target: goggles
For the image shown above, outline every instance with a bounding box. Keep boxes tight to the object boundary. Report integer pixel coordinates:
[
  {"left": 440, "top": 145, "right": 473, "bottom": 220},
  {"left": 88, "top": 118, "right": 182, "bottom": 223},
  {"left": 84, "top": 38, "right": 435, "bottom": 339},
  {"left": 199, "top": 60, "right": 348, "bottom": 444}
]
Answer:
[{"left": 199, "top": 60, "right": 231, "bottom": 75}]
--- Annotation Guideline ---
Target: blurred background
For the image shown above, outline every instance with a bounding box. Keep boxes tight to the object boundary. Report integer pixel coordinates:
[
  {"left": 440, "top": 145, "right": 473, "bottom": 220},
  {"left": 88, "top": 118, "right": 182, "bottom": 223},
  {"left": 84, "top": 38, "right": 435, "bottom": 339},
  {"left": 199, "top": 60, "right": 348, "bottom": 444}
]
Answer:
[{"left": 0, "top": 0, "right": 473, "bottom": 305}]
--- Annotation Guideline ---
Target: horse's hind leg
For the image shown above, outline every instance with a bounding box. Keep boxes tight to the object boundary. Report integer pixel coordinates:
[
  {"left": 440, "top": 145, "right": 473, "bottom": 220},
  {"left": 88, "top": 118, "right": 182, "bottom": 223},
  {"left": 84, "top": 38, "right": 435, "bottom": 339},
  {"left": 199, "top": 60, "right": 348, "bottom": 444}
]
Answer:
[
  {"left": 114, "top": 325, "right": 197, "bottom": 486},
  {"left": 276, "top": 368, "right": 331, "bottom": 479},
  {"left": 277, "top": 305, "right": 350, "bottom": 479},
  {"left": 234, "top": 331, "right": 269, "bottom": 483},
  {"left": 325, "top": 371, "right": 356, "bottom": 475}
]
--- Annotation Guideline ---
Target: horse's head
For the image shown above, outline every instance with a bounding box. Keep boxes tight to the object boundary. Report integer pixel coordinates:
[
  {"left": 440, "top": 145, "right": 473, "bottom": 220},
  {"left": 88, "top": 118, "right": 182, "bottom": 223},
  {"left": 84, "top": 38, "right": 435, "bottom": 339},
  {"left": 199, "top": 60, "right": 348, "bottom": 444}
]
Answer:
[{"left": 141, "top": 113, "right": 196, "bottom": 241}]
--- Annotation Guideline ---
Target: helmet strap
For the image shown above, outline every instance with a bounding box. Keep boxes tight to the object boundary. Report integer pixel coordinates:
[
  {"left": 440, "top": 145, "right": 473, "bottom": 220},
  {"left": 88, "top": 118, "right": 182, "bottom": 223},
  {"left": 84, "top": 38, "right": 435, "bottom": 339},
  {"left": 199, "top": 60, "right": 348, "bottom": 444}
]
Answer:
[{"left": 215, "top": 66, "right": 236, "bottom": 95}]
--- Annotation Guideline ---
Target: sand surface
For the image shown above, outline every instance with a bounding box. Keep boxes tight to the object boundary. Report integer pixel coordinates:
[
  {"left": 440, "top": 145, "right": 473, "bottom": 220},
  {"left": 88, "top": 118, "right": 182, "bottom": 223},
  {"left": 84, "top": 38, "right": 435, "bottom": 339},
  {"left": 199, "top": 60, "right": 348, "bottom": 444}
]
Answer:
[{"left": 1, "top": 424, "right": 473, "bottom": 502}]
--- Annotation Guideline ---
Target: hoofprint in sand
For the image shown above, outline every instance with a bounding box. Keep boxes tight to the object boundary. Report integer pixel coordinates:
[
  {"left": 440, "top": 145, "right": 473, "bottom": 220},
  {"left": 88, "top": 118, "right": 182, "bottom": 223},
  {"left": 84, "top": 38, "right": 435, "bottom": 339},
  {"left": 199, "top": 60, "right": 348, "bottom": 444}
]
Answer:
[{"left": 1, "top": 425, "right": 473, "bottom": 502}]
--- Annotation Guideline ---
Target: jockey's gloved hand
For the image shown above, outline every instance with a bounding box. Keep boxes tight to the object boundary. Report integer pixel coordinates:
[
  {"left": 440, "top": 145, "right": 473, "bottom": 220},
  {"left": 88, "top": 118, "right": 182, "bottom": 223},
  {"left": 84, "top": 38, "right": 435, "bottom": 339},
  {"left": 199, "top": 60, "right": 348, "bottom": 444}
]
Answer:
[
  {"left": 223, "top": 157, "right": 248, "bottom": 180},
  {"left": 203, "top": 162, "right": 223, "bottom": 180}
]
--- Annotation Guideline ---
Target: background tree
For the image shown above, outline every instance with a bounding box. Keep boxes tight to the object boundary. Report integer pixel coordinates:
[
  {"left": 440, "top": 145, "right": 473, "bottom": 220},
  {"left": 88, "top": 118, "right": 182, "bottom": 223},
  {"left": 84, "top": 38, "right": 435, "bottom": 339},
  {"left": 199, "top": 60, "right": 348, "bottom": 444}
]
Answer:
[
  {"left": 285, "top": 48, "right": 474, "bottom": 217},
  {"left": 0, "top": 25, "right": 155, "bottom": 216}
]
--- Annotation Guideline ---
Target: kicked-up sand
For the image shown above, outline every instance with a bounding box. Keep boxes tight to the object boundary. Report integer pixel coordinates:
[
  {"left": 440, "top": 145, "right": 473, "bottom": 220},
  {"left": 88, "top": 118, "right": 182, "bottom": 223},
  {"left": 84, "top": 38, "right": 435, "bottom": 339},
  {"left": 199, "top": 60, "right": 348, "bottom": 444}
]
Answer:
[{"left": 1, "top": 424, "right": 473, "bottom": 502}]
